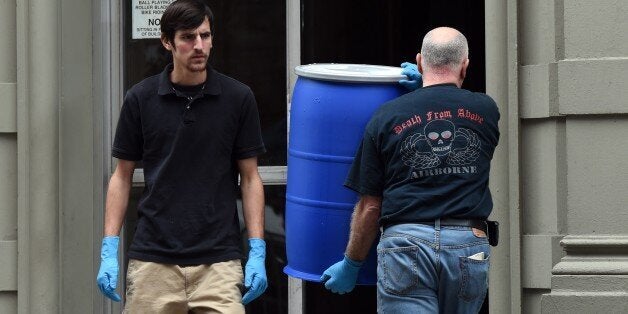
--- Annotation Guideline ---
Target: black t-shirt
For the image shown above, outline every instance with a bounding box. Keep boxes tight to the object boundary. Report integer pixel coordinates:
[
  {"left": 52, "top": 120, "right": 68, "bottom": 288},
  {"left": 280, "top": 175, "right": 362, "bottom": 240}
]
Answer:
[
  {"left": 345, "top": 83, "right": 500, "bottom": 225},
  {"left": 112, "top": 64, "right": 266, "bottom": 265}
]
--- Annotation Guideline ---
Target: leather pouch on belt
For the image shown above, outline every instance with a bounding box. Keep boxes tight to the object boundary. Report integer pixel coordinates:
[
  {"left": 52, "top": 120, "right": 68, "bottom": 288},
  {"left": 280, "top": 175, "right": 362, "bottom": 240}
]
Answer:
[{"left": 487, "top": 220, "right": 499, "bottom": 246}]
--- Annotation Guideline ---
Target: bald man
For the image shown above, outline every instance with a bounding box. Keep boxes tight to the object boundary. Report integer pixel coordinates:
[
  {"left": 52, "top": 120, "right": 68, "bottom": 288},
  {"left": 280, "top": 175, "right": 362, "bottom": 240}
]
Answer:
[{"left": 320, "top": 27, "right": 500, "bottom": 313}]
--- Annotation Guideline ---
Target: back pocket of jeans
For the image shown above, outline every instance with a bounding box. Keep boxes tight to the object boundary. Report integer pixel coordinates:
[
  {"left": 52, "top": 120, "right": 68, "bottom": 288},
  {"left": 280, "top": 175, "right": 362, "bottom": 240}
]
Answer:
[
  {"left": 378, "top": 246, "right": 419, "bottom": 295},
  {"left": 458, "top": 255, "right": 489, "bottom": 302}
]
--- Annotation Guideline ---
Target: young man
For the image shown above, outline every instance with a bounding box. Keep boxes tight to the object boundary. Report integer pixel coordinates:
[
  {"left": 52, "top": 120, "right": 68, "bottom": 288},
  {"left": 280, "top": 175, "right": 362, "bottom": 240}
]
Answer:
[
  {"left": 321, "top": 27, "right": 500, "bottom": 313},
  {"left": 96, "top": 1, "right": 267, "bottom": 312}
]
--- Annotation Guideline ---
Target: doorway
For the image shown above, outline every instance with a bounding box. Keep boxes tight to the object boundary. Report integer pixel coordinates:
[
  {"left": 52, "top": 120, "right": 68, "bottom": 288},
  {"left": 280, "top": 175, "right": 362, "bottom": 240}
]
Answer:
[
  {"left": 119, "top": 1, "right": 288, "bottom": 313},
  {"left": 299, "top": 0, "right": 487, "bottom": 313},
  {"left": 109, "top": 0, "right": 487, "bottom": 313}
]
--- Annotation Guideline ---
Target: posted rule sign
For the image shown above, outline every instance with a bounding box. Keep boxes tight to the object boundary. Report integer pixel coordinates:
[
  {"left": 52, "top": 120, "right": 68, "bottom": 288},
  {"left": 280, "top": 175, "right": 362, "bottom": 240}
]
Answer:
[{"left": 132, "top": 0, "right": 175, "bottom": 39}]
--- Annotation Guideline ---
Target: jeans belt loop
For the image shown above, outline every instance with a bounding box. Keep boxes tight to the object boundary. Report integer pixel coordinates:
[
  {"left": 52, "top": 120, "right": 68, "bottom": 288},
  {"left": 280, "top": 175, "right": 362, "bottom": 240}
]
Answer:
[{"left": 435, "top": 218, "right": 441, "bottom": 231}]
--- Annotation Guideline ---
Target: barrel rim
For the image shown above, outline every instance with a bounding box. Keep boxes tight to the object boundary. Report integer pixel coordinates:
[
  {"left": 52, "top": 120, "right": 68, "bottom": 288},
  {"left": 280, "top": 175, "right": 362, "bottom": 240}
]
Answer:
[{"left": 295, "top": 63, "right": 405, "bottom": 83}]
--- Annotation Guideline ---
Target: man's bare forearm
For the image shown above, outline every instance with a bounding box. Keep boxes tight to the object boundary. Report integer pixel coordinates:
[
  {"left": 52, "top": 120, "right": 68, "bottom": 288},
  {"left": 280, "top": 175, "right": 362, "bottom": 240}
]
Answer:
[
  {"left": 104, "top": 160, "right": 135, "bottom": 236},
  {"left": 238, "top": 157, "right": 265, "bottom": 239},
  {"left": 345, "top": 195, "right": 382, "bottom": 261}
]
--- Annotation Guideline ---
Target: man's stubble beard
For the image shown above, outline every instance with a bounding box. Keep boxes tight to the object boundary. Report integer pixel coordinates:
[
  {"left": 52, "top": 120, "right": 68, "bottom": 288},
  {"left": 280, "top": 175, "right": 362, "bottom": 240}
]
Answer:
[{"left": 187, "top": 59, "right": 208, "bottom": 73}]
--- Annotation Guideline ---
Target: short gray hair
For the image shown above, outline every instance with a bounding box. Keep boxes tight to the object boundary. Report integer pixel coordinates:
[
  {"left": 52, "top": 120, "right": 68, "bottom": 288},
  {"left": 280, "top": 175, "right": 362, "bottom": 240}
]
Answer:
[{"left": 420, "top": 29, "right": 468, "bottom": 71}]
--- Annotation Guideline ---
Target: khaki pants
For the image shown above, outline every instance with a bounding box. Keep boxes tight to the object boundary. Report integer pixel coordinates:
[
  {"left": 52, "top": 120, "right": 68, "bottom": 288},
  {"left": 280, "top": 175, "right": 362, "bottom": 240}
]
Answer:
[{"left": 124, "top": 259, "right": 245, "bottom": 314}]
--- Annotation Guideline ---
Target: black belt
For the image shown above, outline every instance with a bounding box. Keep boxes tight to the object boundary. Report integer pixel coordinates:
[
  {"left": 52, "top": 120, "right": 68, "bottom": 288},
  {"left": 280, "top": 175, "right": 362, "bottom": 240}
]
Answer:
[{"left": 384, "top": 218, "right": 487, "bottom": 233}]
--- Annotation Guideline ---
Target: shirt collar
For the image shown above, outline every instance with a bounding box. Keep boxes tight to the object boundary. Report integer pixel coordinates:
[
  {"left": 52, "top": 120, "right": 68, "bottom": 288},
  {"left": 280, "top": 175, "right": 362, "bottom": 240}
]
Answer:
[
  {"left": 157, "top": 63, "right": 221, "bottom": 96},
  {"left": 422, "top": 83, "right": 458, "bottom": 89}
]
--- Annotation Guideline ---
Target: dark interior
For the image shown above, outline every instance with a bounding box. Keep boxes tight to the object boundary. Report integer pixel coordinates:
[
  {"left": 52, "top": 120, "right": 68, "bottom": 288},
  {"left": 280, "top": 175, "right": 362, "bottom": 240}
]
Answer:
[{"left": 121, "top": 0, "right": 487, "bottom": 313}]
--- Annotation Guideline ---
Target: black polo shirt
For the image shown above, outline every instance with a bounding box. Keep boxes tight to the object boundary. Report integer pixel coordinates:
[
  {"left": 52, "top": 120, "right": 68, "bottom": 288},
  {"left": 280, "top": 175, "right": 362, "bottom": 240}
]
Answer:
[
  {"left": 345, "top": 84, "right": 500, "bottom": 226},
  {"left": 113, "top": 64, "right": 266, "bottom": 265}
]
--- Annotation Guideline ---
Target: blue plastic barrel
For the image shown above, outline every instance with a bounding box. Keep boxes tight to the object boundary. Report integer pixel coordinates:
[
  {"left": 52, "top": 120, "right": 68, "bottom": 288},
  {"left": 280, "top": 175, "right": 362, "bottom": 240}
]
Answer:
[{"left": 284, "top": 64, "right": 406, "bottom": 284}]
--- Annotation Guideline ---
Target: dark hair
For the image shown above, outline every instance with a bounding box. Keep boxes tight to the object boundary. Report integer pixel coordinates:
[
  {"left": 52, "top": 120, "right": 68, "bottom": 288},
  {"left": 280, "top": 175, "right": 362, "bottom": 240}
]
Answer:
[{"left": 160, "top": 0, "right": 214, "bottom": 45}]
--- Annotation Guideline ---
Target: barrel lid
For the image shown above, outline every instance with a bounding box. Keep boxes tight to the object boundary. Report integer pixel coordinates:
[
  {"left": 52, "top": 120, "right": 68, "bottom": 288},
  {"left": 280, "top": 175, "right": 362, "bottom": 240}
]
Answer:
[{"left": 294, "top": 63, "right": 405, "bottom": 83}]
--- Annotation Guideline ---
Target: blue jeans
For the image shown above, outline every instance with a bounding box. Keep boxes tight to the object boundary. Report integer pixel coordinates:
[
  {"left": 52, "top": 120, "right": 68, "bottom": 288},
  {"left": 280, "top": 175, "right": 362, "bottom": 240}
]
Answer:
[{"left": 376, "top": 221, "right": 490, "bottom": 314}]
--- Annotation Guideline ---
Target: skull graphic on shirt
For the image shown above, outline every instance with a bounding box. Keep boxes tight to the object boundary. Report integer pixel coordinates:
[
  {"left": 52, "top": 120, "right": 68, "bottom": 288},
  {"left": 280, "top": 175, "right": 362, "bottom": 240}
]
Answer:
[
  {"left": 400, "top": 119, "right": 482, "bottom": 170},
  {"left": 425, "top": 119, "right": 455, "bottom": 156}
]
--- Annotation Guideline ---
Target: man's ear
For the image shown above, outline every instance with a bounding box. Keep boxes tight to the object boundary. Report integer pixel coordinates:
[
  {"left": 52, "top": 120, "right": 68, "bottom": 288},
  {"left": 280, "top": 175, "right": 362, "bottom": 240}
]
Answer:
[
  {"left": 161, "top": 35, "right": 172, "bottom": 51},
  {"left": 416, "top": 53, "right": 424, "bottom": 74},
  {"left": 460, "top": 58, "right": 469, "bottom": 80}
]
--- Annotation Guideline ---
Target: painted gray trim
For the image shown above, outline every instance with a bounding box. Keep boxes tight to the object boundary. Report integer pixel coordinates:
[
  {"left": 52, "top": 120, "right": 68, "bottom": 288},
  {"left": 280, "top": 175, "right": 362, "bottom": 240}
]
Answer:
[
  {"left": 288, "top": 276, "right": 304, "bottom": 314},
  {"left": 541, "top": 275, "right": 628, "bottom": 313},
  {"left": 17, "top": 0, "right": 61, "bottom": 312},
  {"left": 557, "top": 58, "right": 628, "bottom": 115},
  {"left": 520, "top": 63, "right": 559, "bottom": 119},
  {"left": 521, "top": 235, "right": 564, "bottom": 289},
  {"left": 286, "top": 0, "right": 304, "bottom": 313},
  {"left": 0, "top": 83, "right": 17, "bottom": 132},
  {"left": 59, "top": 0, "right": 95, "bottom": 311},
  {"left": 505, "top": 1, "right": 522, "bottom": 311},
  {"left": 0, "top": 0, "right": 18, "bottom": 306},
  {"left": 92, "top": 1, "right": 107, "bottom": 313},
  {"left": 542, "top": 235, "right": 628, "bottom": 312},
  {"left": 0, "top": 241, "right": 17, "bottom": 291},
  {"left": 95, "top": 0, "right": 124, "bottom": 312},
  {"left": 286, "top": 0, "right": 300, "bottom": 104},
  {"left": 485, "top": 0, "right": 521, "bottom": 312},
  {"left": 16, "top": 0, "right": 30, "bottom": 311},
  {"left": 552, "top": 235, "right": 628, "bottom": 275},
  {"left": 91, "top": 0, "right": 123, "bottom": 312}
]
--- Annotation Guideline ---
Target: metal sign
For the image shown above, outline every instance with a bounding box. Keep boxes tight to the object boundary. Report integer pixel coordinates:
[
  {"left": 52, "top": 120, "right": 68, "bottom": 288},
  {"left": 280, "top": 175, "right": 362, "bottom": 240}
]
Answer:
[{"left": 132, "top": 0, "right": 175, "bottom": 39}]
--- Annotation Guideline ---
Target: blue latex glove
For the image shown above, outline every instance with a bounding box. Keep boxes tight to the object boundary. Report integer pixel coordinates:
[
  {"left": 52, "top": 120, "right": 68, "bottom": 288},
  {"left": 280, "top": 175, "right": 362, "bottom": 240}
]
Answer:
[
  {"left": 242, "top": 238, "right": 268, "bottom": 305},
  {"left": 96, "top": 236, "right": 121, "bottom": 302},
  {"left": 399, "top": 62, "right": 423, "bottom": 91},
  {"left": 320, "top": 255, "right": 364, "bottom": 294}
]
